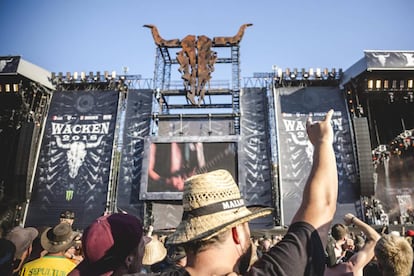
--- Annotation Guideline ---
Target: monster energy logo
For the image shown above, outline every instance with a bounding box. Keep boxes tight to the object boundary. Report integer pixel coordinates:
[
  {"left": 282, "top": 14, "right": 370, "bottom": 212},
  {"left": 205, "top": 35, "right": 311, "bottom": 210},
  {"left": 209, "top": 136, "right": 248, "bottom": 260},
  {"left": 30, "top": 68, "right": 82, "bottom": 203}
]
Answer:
[{"left": 66, "top": 190, "right": 74, "bottom": 201}]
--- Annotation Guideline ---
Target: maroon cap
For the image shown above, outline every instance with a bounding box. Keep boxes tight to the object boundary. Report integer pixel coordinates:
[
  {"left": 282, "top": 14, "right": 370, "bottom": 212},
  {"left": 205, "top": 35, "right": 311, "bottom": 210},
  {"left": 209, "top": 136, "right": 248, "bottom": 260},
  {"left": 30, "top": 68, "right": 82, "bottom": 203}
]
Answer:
[{"left": 69, "top": 213, "right": 145, "bottom": 276}]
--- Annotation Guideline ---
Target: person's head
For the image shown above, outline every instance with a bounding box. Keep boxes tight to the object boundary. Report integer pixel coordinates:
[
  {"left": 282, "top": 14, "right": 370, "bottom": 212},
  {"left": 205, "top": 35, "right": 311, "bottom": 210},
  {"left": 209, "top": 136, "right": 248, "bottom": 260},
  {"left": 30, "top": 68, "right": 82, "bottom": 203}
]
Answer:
[
  {"left": 374, "top": 234, "right": 413, "bottom": 276},
  {"left": 60, "top": 210, "right": 75, "bottom": 226},
  {"left": 68, "top": 213, "right": 149, "bottom": 276},
  {"left": 331, "top": 223, "right": 348, "bottom": 243},
  {"left": 41, "top": 223, "right": 78, "bottom": 254},
  {"left": 5, "top": 226, "right": 38, "bottom": 272},
  {"left": 167, "top": 169, "right": 272, "bottom": 273},
  {"left": 0, "top": 238, "right": 16, "bottom": 276}
]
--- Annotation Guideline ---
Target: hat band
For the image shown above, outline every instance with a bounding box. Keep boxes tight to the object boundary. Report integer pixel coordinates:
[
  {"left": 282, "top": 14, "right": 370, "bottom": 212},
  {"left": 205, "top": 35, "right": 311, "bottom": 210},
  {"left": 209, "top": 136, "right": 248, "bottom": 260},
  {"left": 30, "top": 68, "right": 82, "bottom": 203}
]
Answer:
[
  {"left": 183, "top": 198, "right": 245, "bottom": 220},
  {"left": 49, "top": 239, "right": 71, "bottom": 246}
]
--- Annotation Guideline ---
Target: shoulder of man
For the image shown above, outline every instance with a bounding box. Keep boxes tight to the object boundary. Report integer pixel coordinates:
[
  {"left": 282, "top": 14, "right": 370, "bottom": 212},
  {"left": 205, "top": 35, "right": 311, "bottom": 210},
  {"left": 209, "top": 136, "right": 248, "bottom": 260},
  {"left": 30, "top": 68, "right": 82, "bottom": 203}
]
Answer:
[{"left": 159, "top": 266, "right": 190, "bottom": 276}]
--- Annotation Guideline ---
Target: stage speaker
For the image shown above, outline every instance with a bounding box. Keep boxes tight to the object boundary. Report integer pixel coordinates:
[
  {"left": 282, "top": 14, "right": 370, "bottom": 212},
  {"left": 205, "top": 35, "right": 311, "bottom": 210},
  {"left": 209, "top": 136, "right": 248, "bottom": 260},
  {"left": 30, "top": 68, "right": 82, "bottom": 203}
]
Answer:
[
  {"left": 353, "top": 117, "right": 375, "bottom": 196},
  {"left": 13, "top": 122, "right": 35, "bottom": 201}
]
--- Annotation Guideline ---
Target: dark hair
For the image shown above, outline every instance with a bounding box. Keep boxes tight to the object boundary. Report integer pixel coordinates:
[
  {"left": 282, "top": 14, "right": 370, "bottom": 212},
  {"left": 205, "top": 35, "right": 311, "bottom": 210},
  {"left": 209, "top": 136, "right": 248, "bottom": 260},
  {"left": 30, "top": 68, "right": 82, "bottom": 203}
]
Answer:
[{"left": 60, "top": 210, "right": 75, "bottom": 219}]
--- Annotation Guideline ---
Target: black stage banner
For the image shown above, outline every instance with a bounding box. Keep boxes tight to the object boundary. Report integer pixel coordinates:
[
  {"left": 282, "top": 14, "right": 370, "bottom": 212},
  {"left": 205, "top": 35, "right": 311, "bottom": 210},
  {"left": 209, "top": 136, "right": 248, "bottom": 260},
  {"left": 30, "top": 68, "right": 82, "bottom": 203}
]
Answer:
[
  {"left": 25, "top": 91, "right": 119, "bottom": 230},
  {"left": 116, "top": 89, "right": 152, "bottom": 218},
  {"left": 276, "top": 86, "right": 358, "bottom": 226}
]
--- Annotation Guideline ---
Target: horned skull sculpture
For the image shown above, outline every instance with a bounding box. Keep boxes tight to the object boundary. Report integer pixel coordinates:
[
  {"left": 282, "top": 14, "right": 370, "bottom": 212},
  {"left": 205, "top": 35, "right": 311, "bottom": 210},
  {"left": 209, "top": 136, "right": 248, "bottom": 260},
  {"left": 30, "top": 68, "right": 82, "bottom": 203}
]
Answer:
[{"left": 55, "top": 136, "right": 103, "bottom": 178}]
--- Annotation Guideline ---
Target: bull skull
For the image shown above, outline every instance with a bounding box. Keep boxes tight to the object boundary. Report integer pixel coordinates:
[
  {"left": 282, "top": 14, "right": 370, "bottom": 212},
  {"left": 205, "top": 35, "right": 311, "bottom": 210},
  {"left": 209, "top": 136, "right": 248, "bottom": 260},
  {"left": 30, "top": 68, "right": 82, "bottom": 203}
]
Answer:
[
  {"left": 55, "top": 136, "right": 103, "bottom": 178},
  {"left": 0, "top": 58, "right": 13, "bottom": 72}
]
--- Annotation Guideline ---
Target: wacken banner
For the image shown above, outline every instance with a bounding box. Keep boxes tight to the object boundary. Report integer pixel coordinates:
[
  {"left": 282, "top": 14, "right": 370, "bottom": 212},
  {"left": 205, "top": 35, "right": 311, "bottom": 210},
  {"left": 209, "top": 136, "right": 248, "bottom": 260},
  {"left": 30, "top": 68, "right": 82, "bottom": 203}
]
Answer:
[
  {"left": 24, "top": 91, "right": 119, "bottom": 230},
  {"left": 276, "top": 86, "right": 358, "bottom": 226}
]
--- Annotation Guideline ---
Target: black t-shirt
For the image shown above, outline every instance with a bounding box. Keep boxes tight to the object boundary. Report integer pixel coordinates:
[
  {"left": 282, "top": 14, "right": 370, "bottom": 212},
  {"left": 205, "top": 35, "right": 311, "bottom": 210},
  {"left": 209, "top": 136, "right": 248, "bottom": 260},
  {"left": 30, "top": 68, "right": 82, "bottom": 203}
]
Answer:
[
  {"left": 247, "top": 221, "right": 325, "bottom": 276},
  {"left": 160, "top": 266, "right": 190, "bottom": 276},
  {"left": 161, "top": 222, "right": 325, "bottom": 276}
]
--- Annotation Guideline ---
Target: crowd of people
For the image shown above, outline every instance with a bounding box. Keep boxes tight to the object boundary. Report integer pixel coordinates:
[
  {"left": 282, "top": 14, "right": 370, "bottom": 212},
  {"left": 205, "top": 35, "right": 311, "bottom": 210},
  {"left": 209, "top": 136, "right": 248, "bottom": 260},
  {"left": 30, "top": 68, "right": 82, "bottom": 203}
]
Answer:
[{"left": 1, "top": 109, "right": 413, "bottom": 275}]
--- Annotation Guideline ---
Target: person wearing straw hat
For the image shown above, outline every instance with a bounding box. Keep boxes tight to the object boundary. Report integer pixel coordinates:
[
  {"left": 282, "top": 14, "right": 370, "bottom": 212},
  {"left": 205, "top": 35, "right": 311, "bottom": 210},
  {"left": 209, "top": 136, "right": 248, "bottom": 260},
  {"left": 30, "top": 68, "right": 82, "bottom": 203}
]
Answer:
[
  {"left": 162, "top": 109, "right": 338, "bottom": 276},
  {"left": 20, "top": 222, "right": 79, "bottom": 276}
]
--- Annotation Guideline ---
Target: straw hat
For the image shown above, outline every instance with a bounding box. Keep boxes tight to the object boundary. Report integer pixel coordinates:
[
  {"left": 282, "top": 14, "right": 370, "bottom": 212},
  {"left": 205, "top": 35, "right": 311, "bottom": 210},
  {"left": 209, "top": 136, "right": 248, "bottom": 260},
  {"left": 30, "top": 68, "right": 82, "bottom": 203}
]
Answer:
[
  {"left": 167, "top": 169, "right": 273, "bottom": 245},
  {"left": 142, "top": 237, "right": 167, "bottom": 265},
  {"left": 41, "top": 223, "right": 78, "bottom": 253}
]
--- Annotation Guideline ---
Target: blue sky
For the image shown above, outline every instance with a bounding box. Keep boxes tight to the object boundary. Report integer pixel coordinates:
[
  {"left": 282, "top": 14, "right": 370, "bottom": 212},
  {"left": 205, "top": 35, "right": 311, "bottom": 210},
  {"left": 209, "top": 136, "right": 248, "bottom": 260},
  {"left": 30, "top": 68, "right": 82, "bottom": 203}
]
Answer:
[{"left": 1, "top": 0, "right": 413, "bottom": 81}]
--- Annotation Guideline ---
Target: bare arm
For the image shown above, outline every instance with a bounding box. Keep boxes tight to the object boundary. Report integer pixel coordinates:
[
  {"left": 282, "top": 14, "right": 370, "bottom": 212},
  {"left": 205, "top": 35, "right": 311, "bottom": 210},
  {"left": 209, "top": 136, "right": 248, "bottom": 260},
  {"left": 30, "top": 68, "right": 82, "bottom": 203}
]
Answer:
[
  {"left": 344, "top": 213, "right": 380, "bottom": 271},
  {"left": 291, "top": 109, "right": 338, "bottom": 248}
]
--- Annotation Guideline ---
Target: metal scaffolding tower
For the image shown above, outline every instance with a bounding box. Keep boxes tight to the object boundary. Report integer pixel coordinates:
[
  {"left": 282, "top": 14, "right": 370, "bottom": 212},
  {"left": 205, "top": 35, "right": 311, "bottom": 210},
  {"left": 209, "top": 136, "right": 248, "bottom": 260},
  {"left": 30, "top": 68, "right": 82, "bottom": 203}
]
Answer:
[{"left": 151, "top": 43, "right": 241, "bottom": 135}]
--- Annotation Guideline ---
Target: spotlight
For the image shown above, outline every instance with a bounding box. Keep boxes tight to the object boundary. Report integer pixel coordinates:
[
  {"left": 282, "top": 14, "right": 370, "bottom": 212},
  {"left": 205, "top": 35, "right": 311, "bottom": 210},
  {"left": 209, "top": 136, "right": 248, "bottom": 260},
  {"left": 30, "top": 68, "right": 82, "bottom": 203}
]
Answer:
[
  {"left": 13, "top": 84, "right": 19, "bottom": 92},
  {"left": 375, "top": 80, "right": 382, "bottom": 89},
  {"left": 277, "top": 68, "right": 283, "bottom": 78},
  {"left": 408, "top": 79, "right": 413, "bottom": 89},
  {"left": 384, "top": 80, "right": 389, "bottom": 89},
  {"left": 80, "top": 72, "right": 86, "bottom": 81},
  {"left": 316, "top": 68, "right": 321, "bottom": 78},
  {"left": 367, "top": 80, "right": 374, "bottom": 90},
  {"left": 328, "top": 68, "right": 336, "bottom": 79},
  {"left": 309, "top": 68, "right": 314, "bottom": 78},
  {"left": 111, "top": 71, "right": 116, "bottom": 79},
  {"left": 290, "top": 68, "right": 297, "bottom": 79},
  {"left": 302, "top": 68, "right": 309, "bottom": 79},
  {"left": 73, "top": 72, "right": 78, "bottom": 80},
  {"left": 104, "top": 71, "right": 110, "bottom": 80},
  {"left": 285, "top": 68, "right": 290, "bottom": 79}
]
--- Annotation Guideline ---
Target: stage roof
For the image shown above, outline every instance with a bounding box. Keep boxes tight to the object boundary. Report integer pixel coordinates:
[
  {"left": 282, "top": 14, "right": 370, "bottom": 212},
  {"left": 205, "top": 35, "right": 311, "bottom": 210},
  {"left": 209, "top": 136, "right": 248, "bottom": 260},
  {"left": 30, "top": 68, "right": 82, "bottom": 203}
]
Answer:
[
  {"left": 341, "top": 50, "right": 414, "bottom": 86},
  {"left": 0, "top": 56, "right": 54, "bottom": 90}
]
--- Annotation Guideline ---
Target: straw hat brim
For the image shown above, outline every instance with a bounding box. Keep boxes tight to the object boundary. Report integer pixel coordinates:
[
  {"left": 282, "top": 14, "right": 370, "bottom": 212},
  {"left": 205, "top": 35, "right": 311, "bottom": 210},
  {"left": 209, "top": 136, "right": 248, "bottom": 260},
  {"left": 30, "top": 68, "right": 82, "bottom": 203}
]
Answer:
[
  {"left": 167, "top": 205, "right": 273, "bottom": 245},
  {"left": 40, "top": 227, "right": 78, "bottom": 253},
  {"left": 142, "top": 238, "right": 167, "bottom": 265}
]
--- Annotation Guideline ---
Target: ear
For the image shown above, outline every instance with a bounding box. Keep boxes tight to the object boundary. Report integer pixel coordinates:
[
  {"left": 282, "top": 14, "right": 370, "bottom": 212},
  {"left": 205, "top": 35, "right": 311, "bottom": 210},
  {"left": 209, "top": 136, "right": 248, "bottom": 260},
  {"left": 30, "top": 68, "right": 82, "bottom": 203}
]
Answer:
[
  {"left": 232, "top": 227, "right": 240, "bottom": 244},
  {"left": 124, "top": 254, "right": 134, "bottom": 268}
]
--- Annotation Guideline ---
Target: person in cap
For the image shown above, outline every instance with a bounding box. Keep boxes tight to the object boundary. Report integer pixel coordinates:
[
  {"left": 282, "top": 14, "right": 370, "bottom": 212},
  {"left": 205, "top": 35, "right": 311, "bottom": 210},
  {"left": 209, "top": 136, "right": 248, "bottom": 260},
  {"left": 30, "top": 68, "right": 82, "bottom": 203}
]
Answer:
[
  {"left": 68, "top": 212, "right": 150, "bottom": 276},
  {"left": 58, "top": 210, "right": 83, "bottom": 264},
  {"left": 60, "top": 210, "right": 76, "bottom": 226},
  {"left": 5, "top": 226, "right": 38, "bottom": 275},
  {"left": 20, "top": 222, "right": 79, "bottom": 276},
  {"left": 324, "top": 213, "right": 381, "bottom": 276},
  {"left": 162, "top": 109, "right": 338, "bottom": 276},
  {"left": 0, "top": 238, "right": 16, "bottom": 276}
]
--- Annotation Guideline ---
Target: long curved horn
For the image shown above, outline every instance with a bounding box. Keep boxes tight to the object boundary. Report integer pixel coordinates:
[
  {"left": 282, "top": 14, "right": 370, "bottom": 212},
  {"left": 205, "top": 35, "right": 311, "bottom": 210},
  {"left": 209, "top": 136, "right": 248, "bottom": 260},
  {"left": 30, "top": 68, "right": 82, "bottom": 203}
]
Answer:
[
  {"left": 86, "top": 135, "right": 104, "bottom": 148},
  {"left": 231, "top": 23, "right": 253, "bottom": 44},
  {"left": 143, "top": 24, "right": 180, "bottom": 47},
  {"left": 55, "top": 136, "right": 71, "bottom": 149}
]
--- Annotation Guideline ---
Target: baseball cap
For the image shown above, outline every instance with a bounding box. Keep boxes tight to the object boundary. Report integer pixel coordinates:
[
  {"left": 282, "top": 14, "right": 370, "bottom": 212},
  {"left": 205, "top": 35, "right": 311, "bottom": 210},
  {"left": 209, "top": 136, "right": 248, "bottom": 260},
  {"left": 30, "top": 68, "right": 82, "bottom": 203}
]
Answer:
[{"left": 69, "top": 213, "right": 148, "bottom": 276}]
